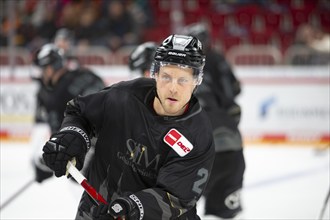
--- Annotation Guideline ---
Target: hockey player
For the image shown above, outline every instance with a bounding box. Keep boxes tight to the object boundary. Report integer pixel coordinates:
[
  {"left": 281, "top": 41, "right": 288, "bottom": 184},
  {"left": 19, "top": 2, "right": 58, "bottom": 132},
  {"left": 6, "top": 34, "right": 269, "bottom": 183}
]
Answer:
[
  {"left": 128, "top": 41, "right": 157, "bottom": 77},
  {"left": 53, "top": 28, "right": 80, "bottom": 70},
  {"left": 41, "top": 34, "right": 215, "bottom": 220},
  {"left": 32, "top": 43, "right": 105, "bottom": 183},
  {"left": 183, "top": 22, "right": 246, "bottom": 219}
]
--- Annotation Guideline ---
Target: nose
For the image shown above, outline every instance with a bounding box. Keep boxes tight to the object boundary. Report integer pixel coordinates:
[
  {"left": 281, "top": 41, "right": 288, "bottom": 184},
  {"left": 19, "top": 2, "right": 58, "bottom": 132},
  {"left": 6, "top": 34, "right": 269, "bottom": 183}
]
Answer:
[{"left": 169, "top": 80, "right": 178, "bottom": 93}]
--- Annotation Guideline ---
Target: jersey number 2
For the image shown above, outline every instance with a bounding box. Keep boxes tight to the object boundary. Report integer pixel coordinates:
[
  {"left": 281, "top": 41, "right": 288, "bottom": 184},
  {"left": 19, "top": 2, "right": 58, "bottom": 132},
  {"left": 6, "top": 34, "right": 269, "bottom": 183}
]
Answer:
[{"left": 192, "top": 168, "right": 208, "bottom": 194}]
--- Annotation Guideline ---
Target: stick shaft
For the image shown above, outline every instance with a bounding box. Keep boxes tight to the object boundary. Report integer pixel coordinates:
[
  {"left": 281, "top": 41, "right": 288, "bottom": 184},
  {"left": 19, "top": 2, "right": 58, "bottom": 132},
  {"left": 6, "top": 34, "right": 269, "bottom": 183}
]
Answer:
[
  {"left": 67, "top": 161, "right": 108, "bottom": 205},
  {"left": 0, "top": 179, "right": 34, "bottom": 211},
  {"left": 319, "top": 187, "right": 330, "bottom": 220}
]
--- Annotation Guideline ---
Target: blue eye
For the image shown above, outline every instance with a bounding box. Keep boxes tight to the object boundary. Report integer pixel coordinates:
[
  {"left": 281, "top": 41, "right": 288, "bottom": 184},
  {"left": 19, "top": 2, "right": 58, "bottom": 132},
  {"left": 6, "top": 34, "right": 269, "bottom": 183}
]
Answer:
[
  {"left": 161, "top": 75, "right": 171, "bottom": 82},
  {"left": 178, "top": 78, "right": 189, "bottom": 85}
]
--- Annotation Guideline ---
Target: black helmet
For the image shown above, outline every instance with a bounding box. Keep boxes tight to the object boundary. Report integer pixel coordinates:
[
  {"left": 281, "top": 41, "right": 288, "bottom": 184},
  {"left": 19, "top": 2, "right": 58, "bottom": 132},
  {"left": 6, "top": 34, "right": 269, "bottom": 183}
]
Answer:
[
  {"left": 54, "top": 28, "right": 74, "bottom": 43},
  {"left": 33, "top": 43, "right": 63, "bottom": 71},
  {"left": 54, "top": 28, "right": 74, "bottom": 56},
  {"left": 129, "top": 42, "right": 157, "bottom": 74},
  {"left": 182, "top": 22, "right": 210, "bottom": 49},
  {"left": 152, "top": 34, "right": 205, "bottom": 85}
]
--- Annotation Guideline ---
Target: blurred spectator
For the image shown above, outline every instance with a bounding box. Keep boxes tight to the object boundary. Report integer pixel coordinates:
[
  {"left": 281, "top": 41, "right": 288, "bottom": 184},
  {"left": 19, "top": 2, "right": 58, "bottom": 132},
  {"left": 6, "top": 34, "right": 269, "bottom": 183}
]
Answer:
[
  {"left": 290, "top": 23, "right": 330, "bottom": 65},
  {"left": 59, "top": 0, "right": 84, "bottom": 30},
  {"left": 126, "top": 0, "right": 155, "bottom": 29},
  {"left": 0, "top": 0, "right": 37, "bottom": 47},
  {"left": 74, "top": 3, "right": 101, "bottom": 47},
  {"left": 33, "top": 2, "right": 57, "bottom": 43},
  {"left": 27, "top": 0, "right": 58, "bottom": 50},
  {"left": 99, "top": 0, "right": 140, "bottom": 51},
  {"left": 0, "top": 17, "right": 10, "bottom": 46},
  {"left": 318, "top": 0, "right": 330, "bottom": 10},
  {"left": 310, "top": 27, "right": 330, "bottom": 53},
  {"left": 1, "top": 0, "right": 330, "bottom": 66},
  {"left": 294, "top": 23, "right": 315, "bottom": 46}
]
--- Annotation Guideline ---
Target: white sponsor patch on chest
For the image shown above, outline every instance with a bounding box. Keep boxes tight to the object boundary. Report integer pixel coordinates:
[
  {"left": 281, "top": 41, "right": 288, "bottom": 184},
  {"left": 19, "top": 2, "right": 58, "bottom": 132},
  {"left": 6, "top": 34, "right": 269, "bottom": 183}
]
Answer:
[{"left": 163, "top": 129, "right": 193, "bottom": 157}]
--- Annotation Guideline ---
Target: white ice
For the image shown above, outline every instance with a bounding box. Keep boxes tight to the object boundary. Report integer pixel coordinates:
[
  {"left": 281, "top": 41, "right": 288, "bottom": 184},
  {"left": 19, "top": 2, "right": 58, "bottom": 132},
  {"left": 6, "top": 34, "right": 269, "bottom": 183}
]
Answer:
[{"left": 1, "top": 141, "right": 329, "bottom": 220}]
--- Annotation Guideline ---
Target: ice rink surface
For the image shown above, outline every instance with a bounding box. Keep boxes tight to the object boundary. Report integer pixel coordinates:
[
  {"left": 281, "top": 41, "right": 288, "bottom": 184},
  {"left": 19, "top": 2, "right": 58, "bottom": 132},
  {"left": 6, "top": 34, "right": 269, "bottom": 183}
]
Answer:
[{"left": 1, "top": 142, "right": 329, "bottom": 220}]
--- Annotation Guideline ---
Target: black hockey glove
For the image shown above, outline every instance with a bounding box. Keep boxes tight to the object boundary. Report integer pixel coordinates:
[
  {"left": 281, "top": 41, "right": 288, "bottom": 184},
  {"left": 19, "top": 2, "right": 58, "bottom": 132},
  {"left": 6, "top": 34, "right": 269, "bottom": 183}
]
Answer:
[
  {"left": 92, "top": 195, "right": 141, "bottom": 220},
  {"left": 42, "top": 126, "right": 90, "bottom": 177},
  {"left": 33, "top": 156, "right": 53, "bottom": 183},
  {"left": 227, "top": 103, "right": 241, "bottom": 125},
  {"left": 108, "top": 195, "right": 142, "bottom": 220}
]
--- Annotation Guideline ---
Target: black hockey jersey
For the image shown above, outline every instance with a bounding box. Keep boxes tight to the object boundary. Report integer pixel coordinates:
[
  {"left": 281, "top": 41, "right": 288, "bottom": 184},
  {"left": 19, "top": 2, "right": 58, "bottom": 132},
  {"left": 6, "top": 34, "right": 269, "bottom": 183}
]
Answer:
[
  {"left": 197, "top": 49, "right": 241, "bottom": 111},
  {"left": 35, "top": 68, "right": 105, "bottom": 133},
  {"left": 195, "top": 49, "right": 242, "bottom": 131},
  {"left": 61, "top": 78, "right": 215, "bottom": 219}
]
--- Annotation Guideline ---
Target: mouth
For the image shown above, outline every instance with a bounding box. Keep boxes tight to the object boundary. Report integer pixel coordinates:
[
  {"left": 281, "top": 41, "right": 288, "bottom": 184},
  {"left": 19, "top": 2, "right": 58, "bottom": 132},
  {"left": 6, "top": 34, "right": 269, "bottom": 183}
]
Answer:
[{"left": 167, "top": 97, "right": 178, "bottom": 104}]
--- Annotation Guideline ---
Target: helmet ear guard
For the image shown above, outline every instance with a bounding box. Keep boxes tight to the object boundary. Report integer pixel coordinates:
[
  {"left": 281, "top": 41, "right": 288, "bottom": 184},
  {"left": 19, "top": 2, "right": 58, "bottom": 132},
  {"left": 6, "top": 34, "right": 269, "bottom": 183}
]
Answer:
[
  {"left": 150, "top": 61, "right": 157, "bottom": 79},
  {"left": 195, "top": 70, "right": 203, "bottom": 85}
]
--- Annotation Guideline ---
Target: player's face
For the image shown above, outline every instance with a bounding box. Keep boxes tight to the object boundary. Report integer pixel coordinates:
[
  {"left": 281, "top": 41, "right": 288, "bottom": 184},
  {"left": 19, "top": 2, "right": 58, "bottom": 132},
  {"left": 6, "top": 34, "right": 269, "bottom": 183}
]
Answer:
[
  {"left": 55, "top": 38, "right": 71, "bottom": 55},
  {"left": 154, "top": 64, "right": 196, "bottom": 116},
  {"left": 143, "top": 70, "right": 151, "bottom": 78},
  {"left": 42, "top": 65, "right": 55, "bottom": 86}
]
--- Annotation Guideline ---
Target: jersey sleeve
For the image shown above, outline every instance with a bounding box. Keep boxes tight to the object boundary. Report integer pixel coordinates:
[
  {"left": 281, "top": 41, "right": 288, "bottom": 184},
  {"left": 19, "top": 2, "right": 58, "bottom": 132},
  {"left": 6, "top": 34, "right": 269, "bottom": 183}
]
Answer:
[
  {"left": 68, "top": 69, "right": 106, "bottom": 98},
  {"left": 132, "top": 128, "right": 215, "bottom": 219},
  {"left": 60, "top": 87, "right": 110, "bottom": 137}
]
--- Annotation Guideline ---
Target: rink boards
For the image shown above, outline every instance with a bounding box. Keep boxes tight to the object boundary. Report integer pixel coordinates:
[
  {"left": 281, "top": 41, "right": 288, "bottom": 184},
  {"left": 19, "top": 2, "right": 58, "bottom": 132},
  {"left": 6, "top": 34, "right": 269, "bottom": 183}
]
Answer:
[{"left": 0, "top": 66, "right": 329, "bottom": 146}]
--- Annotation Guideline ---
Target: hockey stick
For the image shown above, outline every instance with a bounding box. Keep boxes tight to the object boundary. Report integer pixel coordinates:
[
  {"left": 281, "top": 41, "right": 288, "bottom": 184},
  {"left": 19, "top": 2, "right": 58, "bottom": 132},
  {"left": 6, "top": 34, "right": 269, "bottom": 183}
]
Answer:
[
  {"left": 0, "top": 178, "right": 34, "bottom": 211},
  {"left": 318, "top": 187, "right": 330, "bottom": 220},
  {"left": 67, "top": 160, "right": 122, "bottom": 220},
  {"left": 66, "top": 159, "right": 108, "bottom": 205}
]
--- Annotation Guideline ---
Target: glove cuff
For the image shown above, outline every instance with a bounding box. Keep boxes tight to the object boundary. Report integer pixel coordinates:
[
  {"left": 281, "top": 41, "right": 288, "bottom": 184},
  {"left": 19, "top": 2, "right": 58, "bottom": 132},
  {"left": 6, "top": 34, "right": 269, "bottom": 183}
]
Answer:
[
  {"left": 60, "top": 126, "right": 91, "bottom": 149},
  {"left": 128, "top": 194, "right": 144, "bottom": 220}
]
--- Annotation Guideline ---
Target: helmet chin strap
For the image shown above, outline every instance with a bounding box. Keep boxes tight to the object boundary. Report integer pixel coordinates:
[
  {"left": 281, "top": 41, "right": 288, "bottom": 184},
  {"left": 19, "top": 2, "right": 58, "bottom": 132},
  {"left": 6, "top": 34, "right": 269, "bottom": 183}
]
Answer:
[{"left": 154, "top": 88, "right": 162, "bottom": 105}]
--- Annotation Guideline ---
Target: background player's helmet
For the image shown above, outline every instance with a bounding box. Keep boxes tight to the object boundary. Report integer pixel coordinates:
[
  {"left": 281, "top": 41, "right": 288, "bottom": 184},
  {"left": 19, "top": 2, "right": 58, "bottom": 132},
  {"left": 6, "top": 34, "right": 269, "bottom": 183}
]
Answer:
[
  {"left": 54, "top": 28, "right": 74, "bottom": 56},
  {"left": 54, "top": 28, "right": 74, "bottom": 43},
  {"left": 129, "top": 41, "right": 157, "bottom": 74},
  {"left": 33, "top": 43, "right": 64, "bottom": 72},
  {"left": 182, "top": 22, "right": 211, "bottom": 50},
  {"left": 151, "top": 34, "right": 205, "bottom": 85}
]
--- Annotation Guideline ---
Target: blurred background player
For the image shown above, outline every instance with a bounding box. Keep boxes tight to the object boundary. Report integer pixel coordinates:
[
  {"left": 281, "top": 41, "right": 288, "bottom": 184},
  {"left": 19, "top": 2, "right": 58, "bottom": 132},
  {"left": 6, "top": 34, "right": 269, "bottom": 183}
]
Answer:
[
  {"left": 182, "top": 22, "right": 246, "bottom": 219},
  {"left": 128, "top": 41, "right": 157, "bottom": 77},
  {"left": 53, "top": 28, "right": 80, "bottom": 70},
  {"left": 32, "top": 43, "right": 105, "bottom": 183}
]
